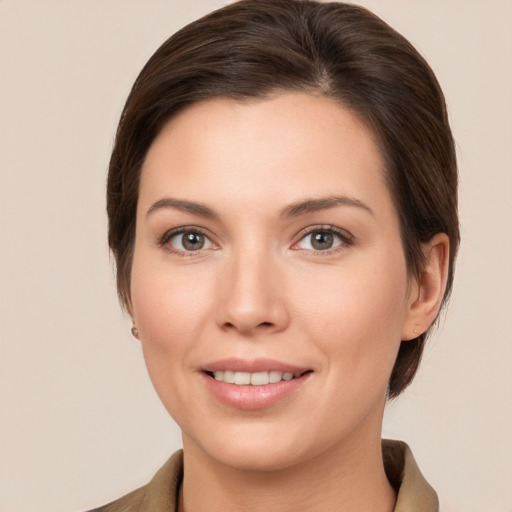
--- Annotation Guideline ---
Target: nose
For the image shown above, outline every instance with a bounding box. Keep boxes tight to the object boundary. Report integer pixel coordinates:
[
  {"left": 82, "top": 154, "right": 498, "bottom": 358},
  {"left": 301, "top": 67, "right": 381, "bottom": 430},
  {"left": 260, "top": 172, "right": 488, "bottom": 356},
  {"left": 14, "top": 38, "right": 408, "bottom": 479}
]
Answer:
[{"left": 215, "top": 249, "right": 289, "bottom": 336}]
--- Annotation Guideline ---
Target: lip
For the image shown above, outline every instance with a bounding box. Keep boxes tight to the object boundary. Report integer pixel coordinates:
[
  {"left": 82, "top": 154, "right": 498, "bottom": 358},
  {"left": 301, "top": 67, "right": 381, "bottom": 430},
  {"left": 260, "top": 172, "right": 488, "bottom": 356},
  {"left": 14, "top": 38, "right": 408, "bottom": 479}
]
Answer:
[
  {"left": 200, "top": 358, "right": 313, "bottom": 410},
  {"left": 202, "top": 357, "right": 308, "bottom": 374}
]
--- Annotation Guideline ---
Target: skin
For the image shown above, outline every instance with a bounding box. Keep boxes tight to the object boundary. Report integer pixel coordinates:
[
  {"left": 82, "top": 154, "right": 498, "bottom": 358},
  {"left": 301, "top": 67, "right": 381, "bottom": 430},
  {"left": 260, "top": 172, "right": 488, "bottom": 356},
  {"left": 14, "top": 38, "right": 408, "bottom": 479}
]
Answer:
[{"left": 129, "top": 93, "right": 449, "bottom": 512}]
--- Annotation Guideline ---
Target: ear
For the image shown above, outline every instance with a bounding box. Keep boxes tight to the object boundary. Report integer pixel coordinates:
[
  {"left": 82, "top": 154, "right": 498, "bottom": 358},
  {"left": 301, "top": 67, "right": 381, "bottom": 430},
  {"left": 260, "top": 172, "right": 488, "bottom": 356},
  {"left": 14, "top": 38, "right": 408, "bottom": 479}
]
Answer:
[{"left": 402, "top": 233, "right": 450, "bottom": 341}]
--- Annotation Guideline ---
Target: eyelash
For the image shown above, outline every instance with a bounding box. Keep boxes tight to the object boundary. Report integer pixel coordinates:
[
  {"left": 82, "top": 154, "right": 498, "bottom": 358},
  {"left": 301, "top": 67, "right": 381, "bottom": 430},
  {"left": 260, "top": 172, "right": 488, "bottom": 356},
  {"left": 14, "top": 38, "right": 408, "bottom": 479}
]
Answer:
[
  {"left": 292, "top": 225, "right": 354, "bottom": 254},
  {"left": 157, "top": 224, "right": 354, "bottom": 256},
  {"left": 158, "top": 226, "right": 217, "bottom": 257}
]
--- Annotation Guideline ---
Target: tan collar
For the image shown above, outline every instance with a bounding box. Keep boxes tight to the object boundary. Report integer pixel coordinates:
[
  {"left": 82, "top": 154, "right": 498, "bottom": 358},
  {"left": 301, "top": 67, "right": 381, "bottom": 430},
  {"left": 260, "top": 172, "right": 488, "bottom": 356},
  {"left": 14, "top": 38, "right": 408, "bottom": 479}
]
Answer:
[{"left": 382, "top": 439, "right": 439, "bottom": 512}]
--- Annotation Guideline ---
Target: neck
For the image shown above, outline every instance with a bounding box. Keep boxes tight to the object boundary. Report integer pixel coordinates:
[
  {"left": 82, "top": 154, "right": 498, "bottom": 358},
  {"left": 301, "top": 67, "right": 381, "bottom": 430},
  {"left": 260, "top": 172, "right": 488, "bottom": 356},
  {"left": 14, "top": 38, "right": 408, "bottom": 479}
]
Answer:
[{"left": 179, "top": 432, "right": 396, "bottom": 512}]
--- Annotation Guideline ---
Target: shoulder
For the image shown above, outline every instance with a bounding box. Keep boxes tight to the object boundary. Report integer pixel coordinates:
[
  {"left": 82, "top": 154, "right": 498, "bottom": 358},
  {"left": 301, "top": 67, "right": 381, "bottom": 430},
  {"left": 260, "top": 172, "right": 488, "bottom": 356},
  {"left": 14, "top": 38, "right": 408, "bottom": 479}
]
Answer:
[
  {"left": 84, "top": 450, "right": 183, "bottom": 512},
  {"left": 86, "top": 486, "right": 146, "bottom": 512}
]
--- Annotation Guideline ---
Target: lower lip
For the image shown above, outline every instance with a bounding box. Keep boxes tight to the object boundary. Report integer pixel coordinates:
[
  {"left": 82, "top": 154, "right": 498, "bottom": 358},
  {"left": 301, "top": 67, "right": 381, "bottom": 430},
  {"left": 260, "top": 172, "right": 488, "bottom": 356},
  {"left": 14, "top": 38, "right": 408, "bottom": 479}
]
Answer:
[{"left": 202, "top": 373, "right": 312, "bottom": 410}]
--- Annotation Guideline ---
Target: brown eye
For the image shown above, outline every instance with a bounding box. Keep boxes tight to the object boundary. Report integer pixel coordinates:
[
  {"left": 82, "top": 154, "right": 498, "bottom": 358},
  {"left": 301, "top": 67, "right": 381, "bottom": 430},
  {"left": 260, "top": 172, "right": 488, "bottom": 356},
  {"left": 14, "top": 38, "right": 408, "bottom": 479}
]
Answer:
[
  {"left": 295, "top": 227, "right": 352, "bottom": 252},
  {"left": 182, "top": 232, "right": 205, "bottom": 250},
  {"left": 168, "top": 230, "right": 214, "bottom": 252},
  {"left": 310, "top": 231, "right": 334, "bottom": 250}
]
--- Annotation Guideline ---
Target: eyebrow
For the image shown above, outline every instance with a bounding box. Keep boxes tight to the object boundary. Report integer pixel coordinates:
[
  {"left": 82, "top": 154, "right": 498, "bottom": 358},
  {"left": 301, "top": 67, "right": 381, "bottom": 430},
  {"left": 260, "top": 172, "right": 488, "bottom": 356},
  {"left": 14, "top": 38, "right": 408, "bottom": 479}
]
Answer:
[
  {"left": 146, "top": 198, "right": 218, "bottom": 219},
  {"left": 146, "top": 195, "right": 373, "bottom": 220},
  {"left": 280, "top": 196, "right": 374, "bottom": 218}
]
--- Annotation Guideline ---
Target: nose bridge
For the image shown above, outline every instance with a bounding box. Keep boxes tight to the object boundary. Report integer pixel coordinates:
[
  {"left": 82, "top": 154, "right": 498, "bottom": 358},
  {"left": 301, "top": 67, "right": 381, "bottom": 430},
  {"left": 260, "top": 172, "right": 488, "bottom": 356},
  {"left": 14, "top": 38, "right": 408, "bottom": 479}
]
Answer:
[{"left": 216, "top": 243, "right": 288, "bottom": 335}]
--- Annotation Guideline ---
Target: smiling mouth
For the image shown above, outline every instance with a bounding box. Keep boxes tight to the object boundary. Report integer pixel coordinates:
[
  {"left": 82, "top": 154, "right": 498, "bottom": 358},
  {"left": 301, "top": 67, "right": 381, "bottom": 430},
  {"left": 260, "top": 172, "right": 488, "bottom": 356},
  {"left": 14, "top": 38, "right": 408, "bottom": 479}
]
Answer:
[{"left": 205, "top": 370, "right": 312, "bottom": 386}]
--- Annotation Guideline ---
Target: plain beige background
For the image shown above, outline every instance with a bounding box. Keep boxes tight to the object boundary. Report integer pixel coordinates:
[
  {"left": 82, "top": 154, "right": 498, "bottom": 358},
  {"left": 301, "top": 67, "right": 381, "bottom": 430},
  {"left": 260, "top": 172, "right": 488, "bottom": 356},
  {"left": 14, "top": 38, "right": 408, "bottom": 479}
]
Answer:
[{"left": 1, "top": 1, "right": 511, "bottom": 511}]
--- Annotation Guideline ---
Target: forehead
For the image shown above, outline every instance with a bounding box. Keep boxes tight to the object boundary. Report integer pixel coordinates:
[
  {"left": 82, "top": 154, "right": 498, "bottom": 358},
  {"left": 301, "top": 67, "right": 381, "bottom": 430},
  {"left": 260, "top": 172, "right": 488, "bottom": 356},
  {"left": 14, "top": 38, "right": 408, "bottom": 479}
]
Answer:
[{"left": 139, "top": 93, "right": 391, "bottom": 217}]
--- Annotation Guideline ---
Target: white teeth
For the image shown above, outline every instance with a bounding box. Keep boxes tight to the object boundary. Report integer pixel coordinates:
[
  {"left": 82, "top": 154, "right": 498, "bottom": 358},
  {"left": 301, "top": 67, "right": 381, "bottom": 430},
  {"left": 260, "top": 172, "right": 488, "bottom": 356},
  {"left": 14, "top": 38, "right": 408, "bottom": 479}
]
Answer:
[
  {"left": 211, "top": 370, "right": 302, "bottom": 385},
  {"left": 223, "top": 370, "right": 235, "bottom": 383},
  {"left": 251, "top": 372, "right": 270, "bottom": 385},
  {"left": 234, "top": 372, "right": 251, "bottom": 385},
  {"left": 269, "top": 371, "right": 282, "bottom": 383}
]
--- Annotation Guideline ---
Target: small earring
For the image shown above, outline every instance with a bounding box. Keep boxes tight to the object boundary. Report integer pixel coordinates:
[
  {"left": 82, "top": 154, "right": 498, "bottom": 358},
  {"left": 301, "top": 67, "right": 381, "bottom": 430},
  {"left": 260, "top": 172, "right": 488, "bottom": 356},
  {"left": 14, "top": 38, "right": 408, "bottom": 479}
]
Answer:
[
  {"left": 413, "top": 328, "right": 420, "bottom": 335},
  {"left": 131, "top": 326, "right": 139, "bottom": 338}
]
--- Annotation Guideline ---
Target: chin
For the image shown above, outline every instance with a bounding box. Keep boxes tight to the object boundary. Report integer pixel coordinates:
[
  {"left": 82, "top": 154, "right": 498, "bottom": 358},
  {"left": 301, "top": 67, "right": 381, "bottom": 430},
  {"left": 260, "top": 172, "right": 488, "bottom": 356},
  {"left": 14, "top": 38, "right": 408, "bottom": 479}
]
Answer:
[
  {"left": 183, "top": 423, "right": 300, "bottom": 471},
  {"left": 183, "top": 420, "right": 332, "bottom": 473},
  {"left": 209, "top": 443, "right": 306, "bottom": 473}
]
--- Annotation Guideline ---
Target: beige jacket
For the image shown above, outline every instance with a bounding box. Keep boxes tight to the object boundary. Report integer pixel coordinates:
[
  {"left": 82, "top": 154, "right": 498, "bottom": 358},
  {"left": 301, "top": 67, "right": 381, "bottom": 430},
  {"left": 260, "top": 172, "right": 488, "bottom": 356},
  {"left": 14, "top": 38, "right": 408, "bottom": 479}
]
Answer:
[{"left": 88, "top": 440, "right": 438, "bottom": 512}]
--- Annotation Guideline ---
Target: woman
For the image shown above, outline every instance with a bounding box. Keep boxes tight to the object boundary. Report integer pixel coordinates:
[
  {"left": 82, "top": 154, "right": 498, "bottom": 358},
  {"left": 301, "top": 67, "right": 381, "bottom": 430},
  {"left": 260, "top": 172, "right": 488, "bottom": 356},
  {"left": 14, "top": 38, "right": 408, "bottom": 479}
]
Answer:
[{"left": 96, "top": 0, "right": 459, "bottom": 510}]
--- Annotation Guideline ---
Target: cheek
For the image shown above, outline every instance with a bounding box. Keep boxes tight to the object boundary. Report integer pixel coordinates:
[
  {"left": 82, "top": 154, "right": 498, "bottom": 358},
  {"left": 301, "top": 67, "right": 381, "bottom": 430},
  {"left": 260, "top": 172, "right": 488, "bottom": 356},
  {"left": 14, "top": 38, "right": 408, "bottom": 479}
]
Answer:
[
  {"left": 129, "top": 255, "right": 218, "bottom": 416},
  {"left": 129, "top": 252, "right": 218, "bottom": 385},
  {"left": 293, "top": 257, "right": 409, "bottom": 375},
  {"left": 132, "top": 254, "right": 209, "bottom": 335}
]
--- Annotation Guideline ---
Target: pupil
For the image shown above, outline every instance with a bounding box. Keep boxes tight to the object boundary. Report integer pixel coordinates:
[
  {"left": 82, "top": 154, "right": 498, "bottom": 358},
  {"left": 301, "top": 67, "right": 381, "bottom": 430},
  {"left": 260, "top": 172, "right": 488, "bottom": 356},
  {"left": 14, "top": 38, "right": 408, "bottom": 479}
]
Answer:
[
  {"left": 183, "top": 232, "right": 204, "bottom": 250},
  {"left": 312, "top": 232, "right": 333, "bottom": 250}
]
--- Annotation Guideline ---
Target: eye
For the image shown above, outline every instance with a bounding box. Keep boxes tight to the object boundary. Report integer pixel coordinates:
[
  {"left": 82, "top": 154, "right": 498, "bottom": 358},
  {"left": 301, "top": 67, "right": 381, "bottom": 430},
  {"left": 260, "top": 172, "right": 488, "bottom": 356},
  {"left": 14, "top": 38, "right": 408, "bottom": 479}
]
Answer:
[
  {"left": 161, "top": 228, "right": 216, "bottom": 253},
  {"left": 294, "top": 227, "right": 352, "bottom": 252}
]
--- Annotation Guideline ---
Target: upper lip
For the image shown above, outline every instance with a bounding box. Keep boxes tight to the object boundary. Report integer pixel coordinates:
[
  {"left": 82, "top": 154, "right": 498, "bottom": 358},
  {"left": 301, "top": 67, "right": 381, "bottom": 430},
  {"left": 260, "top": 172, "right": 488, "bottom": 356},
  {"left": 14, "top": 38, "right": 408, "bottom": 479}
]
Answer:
[{"left": 201, "top": 358, "right": 310, "bottom": 374}]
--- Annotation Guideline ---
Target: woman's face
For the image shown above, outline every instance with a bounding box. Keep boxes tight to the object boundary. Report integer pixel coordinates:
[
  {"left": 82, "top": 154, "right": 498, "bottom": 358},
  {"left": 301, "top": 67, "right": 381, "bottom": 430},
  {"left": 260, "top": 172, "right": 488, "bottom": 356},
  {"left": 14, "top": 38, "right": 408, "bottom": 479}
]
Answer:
[{"left": 130, "top": 93, "right": 419, "bottom": 471}]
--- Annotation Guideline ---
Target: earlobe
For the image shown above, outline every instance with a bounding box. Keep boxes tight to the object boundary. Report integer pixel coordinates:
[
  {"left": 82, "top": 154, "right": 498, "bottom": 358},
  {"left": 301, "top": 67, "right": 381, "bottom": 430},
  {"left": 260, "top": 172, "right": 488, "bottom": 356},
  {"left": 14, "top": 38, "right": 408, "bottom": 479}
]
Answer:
[
  {"left": 402, "top": 233, "right": 450, "bottom": 341},
  {"left": 126, "top": 299, "right": 140, "bottom": 340}
]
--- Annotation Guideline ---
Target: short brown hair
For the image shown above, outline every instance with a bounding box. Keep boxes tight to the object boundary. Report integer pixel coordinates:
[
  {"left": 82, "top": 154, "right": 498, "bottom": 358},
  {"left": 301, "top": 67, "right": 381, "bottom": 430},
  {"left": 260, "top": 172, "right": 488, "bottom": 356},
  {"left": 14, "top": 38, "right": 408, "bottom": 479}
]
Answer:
[{"left": 107, "top": 0, "right": 459, "bottom": 398}]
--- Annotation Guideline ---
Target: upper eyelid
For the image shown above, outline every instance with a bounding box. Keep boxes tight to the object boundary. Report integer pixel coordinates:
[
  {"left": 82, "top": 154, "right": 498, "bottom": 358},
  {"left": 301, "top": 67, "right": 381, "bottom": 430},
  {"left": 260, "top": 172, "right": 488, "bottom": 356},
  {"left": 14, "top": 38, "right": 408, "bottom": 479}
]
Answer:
[
  {"left": 293, "top": 224, "right": 354, "bottom": 241},
  {"left": 290, "top": 225, "right": 355, "bottom": 253},
  {"left": 158, "top": 225, "right": 216, "bottom": 246}
]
